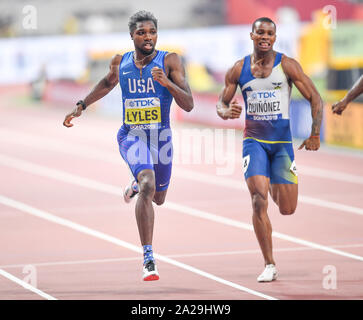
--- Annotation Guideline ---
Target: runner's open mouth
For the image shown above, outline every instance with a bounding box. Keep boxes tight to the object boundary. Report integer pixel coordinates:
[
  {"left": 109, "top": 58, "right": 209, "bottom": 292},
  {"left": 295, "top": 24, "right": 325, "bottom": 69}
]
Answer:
[
  {"left": 258, "top": 42, "right": 270, "bottom": 48},
  {"left": 143, "top": 43, "right": 153, "bottom": 49}
]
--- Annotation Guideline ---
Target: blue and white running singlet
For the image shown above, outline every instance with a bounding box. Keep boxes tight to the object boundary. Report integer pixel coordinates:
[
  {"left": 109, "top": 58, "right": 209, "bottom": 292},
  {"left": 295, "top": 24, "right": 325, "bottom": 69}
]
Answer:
[{"left": 239, "top": 52, "right": 298, "bottom": 184}]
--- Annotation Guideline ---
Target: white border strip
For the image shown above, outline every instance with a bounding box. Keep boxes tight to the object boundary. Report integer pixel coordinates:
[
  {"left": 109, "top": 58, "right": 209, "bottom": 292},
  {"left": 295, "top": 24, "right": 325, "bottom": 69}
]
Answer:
[
  {"left": 0, "top": 268, "right": 57, "bottom": 300},
  {"left": 1, "top": 151, "right": 363, "bottom": 218},
  {"left": 2, "top": 129, "right": 363, "bottom": 217},
  {"left": 1, "top": 128, "right": 363, "bottom": 186},
  {"left": 0, "top": 153, "right": 362, "bottom": 262},
  {"left": 0, "top": 195, "right": 277, "bottom": 300},
  {"left": 3, "top": 243, "right": 363, "bottom": 269},
  {"left": 164, "top": 202, "right": 363, "bottom": 262},
  {"left": 172, "top": 168, "right": 363, "bottom": 217}
]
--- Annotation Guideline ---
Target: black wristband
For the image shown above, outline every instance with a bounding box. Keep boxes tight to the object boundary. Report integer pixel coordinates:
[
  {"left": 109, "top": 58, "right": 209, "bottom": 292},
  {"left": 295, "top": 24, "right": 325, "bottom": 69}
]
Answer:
[{"left": 76, "top": 100, "right": 87, "bottom": 110}]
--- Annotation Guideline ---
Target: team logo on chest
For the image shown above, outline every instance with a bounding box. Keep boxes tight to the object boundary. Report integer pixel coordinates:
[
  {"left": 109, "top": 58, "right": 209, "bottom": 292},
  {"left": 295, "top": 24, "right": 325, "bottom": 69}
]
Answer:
[
  {"left": 272, "top": 82, "right": 282, "bottom": 89},
  {"left": 128, "top": 77, "right": 156, "bottom": 94}
]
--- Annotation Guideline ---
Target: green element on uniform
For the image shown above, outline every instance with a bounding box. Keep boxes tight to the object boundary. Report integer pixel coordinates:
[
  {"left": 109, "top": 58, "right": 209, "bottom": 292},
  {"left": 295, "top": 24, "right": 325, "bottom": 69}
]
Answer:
[
  {"left": 272, "top": 82, "right": 282, "bottom": 90},
  {"left": 243, "top": 137, "right": 292, "bottom": 144},
  {"left": 275, "top": 146, "right": 298, "bottom": 184}
]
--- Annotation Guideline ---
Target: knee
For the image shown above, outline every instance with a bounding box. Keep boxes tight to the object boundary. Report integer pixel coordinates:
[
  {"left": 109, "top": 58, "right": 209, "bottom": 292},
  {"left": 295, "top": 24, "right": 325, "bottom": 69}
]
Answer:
[
  {"left": 153, "top": 197, "right": 165, "bottom": 206},
  {"left": 251, "top": 193, "right": 268, "bottom": 215},
  {"left": 279, "top": 205, "right": 296, "bottom": 215},
  {"left": 138, "top": 175, "right": 155, "bottom": 198}
]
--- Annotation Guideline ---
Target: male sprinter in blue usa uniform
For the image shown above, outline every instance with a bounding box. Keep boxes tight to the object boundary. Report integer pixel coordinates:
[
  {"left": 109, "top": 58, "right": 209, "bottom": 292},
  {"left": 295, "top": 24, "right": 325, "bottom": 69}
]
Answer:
[
  {"left": 63, "top": 11, "right": 193, "bottom": 281},
  {"left": 217, "top": 17, "right": 323, "bottom": 282}
]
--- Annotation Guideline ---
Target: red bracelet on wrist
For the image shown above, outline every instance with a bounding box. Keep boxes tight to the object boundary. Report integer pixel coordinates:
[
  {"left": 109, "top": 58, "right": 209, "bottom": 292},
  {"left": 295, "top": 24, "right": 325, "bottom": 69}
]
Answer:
[{"left": 310, "top": 135, "right": 320, "bottom": 138}]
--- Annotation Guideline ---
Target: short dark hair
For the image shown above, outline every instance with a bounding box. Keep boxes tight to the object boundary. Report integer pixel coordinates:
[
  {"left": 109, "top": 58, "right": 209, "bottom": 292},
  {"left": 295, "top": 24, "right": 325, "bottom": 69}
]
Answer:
[
  {"left": 252, "top": 17, "right": 276, "bottom": 32},
  {"left": 128, "top": 11, "right": 158, "bottom": 33}
]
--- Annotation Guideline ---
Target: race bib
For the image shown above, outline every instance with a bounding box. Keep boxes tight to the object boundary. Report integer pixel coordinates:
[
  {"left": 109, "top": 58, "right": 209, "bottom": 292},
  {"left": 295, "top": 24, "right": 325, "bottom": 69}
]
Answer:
[
  {"left": 124, "top": 97, "right": 161, "bottom": 125},
  {"left": 246, "top": 90, "right": 282, "bottom": 121},
  {"left": 290, "top": 160, "right": 298, "bottom": 176},
  {"left": 242, "top": 154, "right": 250, "bottom": 174}
]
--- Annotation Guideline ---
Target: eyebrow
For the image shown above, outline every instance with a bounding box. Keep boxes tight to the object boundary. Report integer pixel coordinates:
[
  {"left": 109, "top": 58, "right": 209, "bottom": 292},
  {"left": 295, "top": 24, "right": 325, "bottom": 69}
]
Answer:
[
  {"left": 135, "top": 27, "right": 156, "bottom": 31},
  {"left": 254, "top": 23, "right": 275, "bottom": 29},
  {"left": 255, "top": 26, "right": 275, "bottom": 32}
]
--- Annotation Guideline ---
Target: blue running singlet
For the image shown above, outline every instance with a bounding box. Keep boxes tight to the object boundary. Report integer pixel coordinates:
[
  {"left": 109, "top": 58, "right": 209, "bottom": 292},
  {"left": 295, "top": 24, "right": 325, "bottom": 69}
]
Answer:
[{"left": 117, "top": 50, "right": 173, "bottom": 191}]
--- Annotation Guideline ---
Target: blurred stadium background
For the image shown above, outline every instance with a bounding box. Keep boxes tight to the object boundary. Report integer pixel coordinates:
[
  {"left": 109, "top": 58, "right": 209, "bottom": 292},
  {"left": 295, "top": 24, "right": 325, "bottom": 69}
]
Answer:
[{"left": 1, "top": 0, "right": 363, "bottom": 149}]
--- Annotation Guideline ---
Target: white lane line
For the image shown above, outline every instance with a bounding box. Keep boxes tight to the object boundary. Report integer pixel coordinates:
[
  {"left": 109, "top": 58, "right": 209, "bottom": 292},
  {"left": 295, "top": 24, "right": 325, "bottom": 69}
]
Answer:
[
  {"left": 165, "top": 202, "right": 363, "bottom": 262},
  {"left": 0, "top": 268, "right": 57, "bottom": 300},
  {"left": 3, "top": 243, "right": 363, "bottom": 269},
  {"left": 0, "top": 154, "right": 122, "bottom": 195},
  {"left": 0, "top": 129, "right": 119, "bottom": 165},
  {"left": 2, "top": 128, "right": 363, "bottom": 218},
  {"left": 172, "top": 168, "right": 363, "bottom": 217},
  {"left": 0, "top": 257, "right": 141, "bottom": 269},
  {"left": 215, "top": 149, "right": 363, "bottom": 185},
  {"left": 0, "top": 153, "right": 362, "bottom": 263},
  {"left": 298, "top": 165, "right": 363, "bottom": 185},
  {"left": 0, "top": 195, "right": 277, "bottom": 300},
  {"left": 1, "top": 132, "right": 363, "bottom": 218},
  {"left": 1, "top": 128, "right": 363, "bottom": 186}
]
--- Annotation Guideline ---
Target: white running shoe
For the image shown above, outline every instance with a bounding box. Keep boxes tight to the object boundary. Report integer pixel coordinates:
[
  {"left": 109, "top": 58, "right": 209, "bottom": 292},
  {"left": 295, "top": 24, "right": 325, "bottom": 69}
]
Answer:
[
  {"left": 123, "top": 180, "right": 139, "bottom": 203},
  {"left": 257, "top": 264, "right": 278, "bottom": 282},
  {"left": 143, "top": 260, "right": 159, "bottom": 281}
]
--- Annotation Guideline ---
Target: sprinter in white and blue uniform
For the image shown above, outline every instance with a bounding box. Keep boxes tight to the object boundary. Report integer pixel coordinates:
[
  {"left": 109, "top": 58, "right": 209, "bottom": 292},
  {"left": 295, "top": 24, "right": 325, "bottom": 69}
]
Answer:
[
  {"left": 63, "top": 11, "right": 194, "bottom": 282},
  {"left": 239, "top": 51, "right": 296, "bottom": 185},
  {"left": 216, "top": 17, "right": 323, "bottom": 283}
]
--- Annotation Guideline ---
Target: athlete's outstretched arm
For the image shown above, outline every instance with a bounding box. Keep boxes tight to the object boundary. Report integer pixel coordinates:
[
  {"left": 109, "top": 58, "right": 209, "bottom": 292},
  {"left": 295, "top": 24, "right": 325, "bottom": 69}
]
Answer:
[
  {"left": 216, "top": 60, "right": 243, "bottom": 120},
  {"left": 281, "top": 56, "right": 323, "bottom": 151},
  {"left": 332, "top": 75, "right": 363, "bottom": 115},
  {"left": 151, "top": 53, "right": 193, "bottom": 112},
  {"left": 63, "top": 54, "right": 122, "bottom": 127}
]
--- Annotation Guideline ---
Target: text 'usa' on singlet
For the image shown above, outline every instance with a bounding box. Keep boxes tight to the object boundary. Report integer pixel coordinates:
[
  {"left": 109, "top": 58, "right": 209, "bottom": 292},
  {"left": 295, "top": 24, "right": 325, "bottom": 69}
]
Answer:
[
  {"left": 238, "top": 52, "right": 292, "bottom": 143},
  {"left": 119, "top": 50, "right": 173, "bottom": 133}
]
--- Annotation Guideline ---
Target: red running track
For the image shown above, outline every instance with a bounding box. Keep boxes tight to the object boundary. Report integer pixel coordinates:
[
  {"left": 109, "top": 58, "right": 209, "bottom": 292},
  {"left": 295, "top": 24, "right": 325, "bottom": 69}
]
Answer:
[{"left": 0, "top": 91, "right": 362, "bottom": 300}]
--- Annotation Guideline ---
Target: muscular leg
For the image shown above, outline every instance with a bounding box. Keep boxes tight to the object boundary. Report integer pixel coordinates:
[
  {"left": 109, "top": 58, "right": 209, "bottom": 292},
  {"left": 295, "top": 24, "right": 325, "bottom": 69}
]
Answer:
[
  {"left": 269, "top": 142, "right": 298, "bottom": 215},
  {"left": 247, "top": 175, "right": 276, "bottom": 266},
  {"left": 153, "top": 189, "right": 168, "bottom": 206},
  {"left": 135, "top": 169, "right": 156, "bottom": 245},
  {"left": 269, "top": 184, "right": 298, "bottom": 215}
]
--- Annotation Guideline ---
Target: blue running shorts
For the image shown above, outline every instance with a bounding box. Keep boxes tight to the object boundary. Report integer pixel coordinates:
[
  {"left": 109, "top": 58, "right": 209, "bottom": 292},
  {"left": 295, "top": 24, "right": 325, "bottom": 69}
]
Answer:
[
  {"left": 242, "top": 137, "right": 298, "bottom": 184},
  {"left": 117, "top": 127, "right": 173, "bottom": 191}
]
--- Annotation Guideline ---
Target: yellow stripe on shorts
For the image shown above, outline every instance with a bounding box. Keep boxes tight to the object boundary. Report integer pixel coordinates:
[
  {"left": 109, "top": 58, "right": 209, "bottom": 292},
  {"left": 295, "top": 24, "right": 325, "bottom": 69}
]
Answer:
[{"left": 243, "top": 137, "right": 292, "bottom": 144}]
